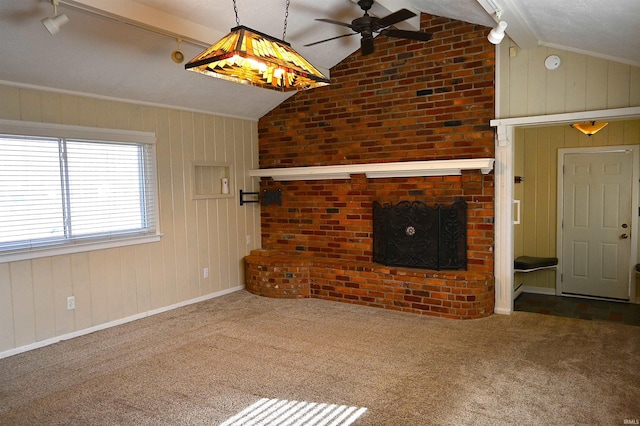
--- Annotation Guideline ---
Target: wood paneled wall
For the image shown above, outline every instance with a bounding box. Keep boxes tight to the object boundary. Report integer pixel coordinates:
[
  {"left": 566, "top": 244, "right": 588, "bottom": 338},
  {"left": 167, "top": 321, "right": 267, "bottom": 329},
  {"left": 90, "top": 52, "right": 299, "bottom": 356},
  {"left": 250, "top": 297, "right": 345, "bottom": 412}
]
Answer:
[
  {"left": 498, "top": 43, "right": 640, "bottom": 118},
  {"left": 513, "top": 120, "right": 640, "bottom": 293},
  {"left": 0, "top": 84, "right": 260, "bottom": 356},
  {"left": 498, "top": 41, "right": 640, "bottom": 298}
]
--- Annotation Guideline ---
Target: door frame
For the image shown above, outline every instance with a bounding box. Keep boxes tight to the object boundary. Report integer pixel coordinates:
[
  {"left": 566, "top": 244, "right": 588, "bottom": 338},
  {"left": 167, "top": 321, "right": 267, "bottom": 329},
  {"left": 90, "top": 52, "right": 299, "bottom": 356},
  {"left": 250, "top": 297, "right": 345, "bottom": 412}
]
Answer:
[
  {"left": 556, "top": 145, "right": 639, "bottom": 301},
  {"left": 490, "top": 106, "right": 640, "bottom": 314}
]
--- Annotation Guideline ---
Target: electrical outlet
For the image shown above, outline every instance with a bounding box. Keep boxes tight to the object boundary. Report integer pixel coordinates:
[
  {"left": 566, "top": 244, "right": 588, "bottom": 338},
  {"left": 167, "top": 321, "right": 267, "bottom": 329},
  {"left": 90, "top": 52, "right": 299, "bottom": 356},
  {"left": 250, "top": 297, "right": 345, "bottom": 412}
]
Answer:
[
  {"left": 246, "top": 235, "right": 251, "bottom": 245},
  {"left": 67, "top": 296, "right": 75, "bottom": 310},
  {"left": 203, "top": 267, "right": 209, "bottom": 278}
]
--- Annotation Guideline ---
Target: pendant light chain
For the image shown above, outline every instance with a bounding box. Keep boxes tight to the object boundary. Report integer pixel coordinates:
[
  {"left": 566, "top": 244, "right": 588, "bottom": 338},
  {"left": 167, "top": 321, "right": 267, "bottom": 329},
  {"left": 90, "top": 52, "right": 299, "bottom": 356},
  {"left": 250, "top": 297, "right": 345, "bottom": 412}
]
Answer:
[
  {"left": 282, "top": 0, "right": 290, "bottom": 41},
  {"left": 232, "top": 0, "right": 240, "bottom": 26},
  {"left": 231, "top": 0, "right": 290, "bottom": 40}
]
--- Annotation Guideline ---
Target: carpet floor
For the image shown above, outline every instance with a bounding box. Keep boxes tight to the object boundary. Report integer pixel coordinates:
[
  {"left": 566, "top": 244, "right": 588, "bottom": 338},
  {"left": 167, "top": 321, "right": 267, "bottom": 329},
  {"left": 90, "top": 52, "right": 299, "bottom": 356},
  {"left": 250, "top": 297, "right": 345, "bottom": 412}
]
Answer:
[{"left": 1, "top": 290, "right": 639, "bottom": 425}]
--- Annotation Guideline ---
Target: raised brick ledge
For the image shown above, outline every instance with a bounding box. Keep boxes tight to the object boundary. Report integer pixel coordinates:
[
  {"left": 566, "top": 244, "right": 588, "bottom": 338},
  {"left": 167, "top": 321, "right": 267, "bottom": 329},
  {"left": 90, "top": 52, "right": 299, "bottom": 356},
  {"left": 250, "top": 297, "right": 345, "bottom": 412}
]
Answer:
[{"left": 244, "top": 250, "right": 494, "bottom": 319}]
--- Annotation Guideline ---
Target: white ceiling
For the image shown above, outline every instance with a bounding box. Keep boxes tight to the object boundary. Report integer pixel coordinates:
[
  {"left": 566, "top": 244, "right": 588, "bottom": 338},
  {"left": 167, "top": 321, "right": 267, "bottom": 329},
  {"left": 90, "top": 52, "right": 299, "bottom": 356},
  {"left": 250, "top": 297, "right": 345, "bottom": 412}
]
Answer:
[{"left": 1, "top": 0, "right": 639, "bottom": 120}]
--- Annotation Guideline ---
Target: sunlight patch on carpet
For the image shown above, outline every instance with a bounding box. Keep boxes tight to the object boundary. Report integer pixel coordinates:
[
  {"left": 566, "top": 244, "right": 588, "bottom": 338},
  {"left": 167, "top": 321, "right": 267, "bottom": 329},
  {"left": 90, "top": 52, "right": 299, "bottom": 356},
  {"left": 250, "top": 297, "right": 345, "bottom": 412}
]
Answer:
[{"left": 219, "top": 398, "right": 368, "bottom": 426}]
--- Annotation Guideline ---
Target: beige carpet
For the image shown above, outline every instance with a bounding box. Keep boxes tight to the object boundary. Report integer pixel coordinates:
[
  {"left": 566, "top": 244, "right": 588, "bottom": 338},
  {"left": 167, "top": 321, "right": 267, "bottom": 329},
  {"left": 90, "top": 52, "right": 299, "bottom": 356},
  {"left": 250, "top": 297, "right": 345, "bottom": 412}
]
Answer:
[{"left": 1, "top": 290, "right": 638, "bottom": 425}]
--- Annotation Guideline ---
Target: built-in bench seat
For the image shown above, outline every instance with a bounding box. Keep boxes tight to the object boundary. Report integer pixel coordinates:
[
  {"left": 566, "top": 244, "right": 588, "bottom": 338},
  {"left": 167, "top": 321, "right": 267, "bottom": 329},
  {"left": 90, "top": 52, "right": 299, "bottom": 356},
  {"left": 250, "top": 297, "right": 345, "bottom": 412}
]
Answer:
[
  {"left": 513, "top": 256, "right": 558, "bottom": 299},
  {"left": 514, "top": 256, "right": 558, "bottom": 272},
  {"left": 244, "top": 250, "right": 494, "bottom": 320}
]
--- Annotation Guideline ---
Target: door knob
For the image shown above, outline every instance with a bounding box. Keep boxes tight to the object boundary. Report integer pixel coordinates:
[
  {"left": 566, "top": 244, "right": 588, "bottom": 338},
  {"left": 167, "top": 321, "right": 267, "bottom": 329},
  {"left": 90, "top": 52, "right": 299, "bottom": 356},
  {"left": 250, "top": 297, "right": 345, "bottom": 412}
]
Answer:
[{"left": 621, "top": 233, "right": 629, "bottom": 239}]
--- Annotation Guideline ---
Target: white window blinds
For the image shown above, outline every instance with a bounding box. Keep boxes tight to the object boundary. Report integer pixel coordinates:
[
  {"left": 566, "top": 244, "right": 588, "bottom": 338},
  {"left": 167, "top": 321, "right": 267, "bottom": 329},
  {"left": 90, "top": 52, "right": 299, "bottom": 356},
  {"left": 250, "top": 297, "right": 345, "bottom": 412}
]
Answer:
[{"left": 0, "top": 120, "right": 158, "bottom": 260}]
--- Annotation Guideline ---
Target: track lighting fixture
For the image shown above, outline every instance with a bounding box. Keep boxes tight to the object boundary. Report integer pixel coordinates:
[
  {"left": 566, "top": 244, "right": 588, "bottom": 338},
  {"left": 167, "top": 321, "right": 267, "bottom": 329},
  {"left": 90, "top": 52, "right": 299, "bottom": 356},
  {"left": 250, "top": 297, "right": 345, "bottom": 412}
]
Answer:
[
  {"left": 484, "top": 3, "right": 508, "bottom": 45},
  {"left": 171, "top": 39, "right": 185, "bottom": 64},
  {"left": 42, "top": 0, "right": 69, "bottom": 35},
  {"left": 488, "top": 20, "right": 507, "bottom": 44}
]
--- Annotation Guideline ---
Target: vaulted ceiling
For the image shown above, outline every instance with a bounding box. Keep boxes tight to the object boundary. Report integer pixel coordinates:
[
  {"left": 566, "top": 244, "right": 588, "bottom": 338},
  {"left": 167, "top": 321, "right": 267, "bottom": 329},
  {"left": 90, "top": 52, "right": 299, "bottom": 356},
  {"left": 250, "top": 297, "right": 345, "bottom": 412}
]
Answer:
[{"left": 1, "top": 0, "right": 639, "bottom": 120}]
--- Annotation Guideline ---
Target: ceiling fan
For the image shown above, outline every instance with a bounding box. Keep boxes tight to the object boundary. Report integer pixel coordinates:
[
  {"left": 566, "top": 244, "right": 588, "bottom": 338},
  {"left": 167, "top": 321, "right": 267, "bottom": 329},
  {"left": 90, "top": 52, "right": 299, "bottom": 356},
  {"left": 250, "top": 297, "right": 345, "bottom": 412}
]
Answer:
[{"left": 305, "top": 0, "right": 432, "bottom": 55}]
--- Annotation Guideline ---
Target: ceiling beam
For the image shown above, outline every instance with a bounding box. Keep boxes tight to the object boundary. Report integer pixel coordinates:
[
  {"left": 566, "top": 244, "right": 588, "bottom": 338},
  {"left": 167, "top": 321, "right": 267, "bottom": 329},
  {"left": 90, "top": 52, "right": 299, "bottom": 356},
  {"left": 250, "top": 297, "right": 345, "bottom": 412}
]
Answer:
[{"left": 61, "top": 0, "right": 223, "bottom": 47}]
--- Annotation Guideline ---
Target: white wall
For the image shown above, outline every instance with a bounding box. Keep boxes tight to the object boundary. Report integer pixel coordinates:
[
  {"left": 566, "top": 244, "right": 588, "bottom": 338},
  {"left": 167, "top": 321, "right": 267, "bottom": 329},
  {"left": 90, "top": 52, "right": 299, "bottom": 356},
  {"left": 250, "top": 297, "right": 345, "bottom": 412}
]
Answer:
[{"left": 0, "top": 84, "right": 261, "bottom": 357}]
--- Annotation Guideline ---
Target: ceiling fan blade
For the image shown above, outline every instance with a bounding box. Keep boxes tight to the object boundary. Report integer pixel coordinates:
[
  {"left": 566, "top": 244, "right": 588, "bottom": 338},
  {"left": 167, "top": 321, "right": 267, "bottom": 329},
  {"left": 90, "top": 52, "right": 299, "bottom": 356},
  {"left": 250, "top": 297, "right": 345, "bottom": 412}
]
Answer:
[
  {"left": 374, "top": 9, "right": 416, "bottom": 29},
  {"left": 316, "top": 18, "right": 355, "bottom": 30},
  {"left": 382, "top": 29, "right": 433, "bottom": 42},
  {"left": 361, "top": 37, "right": 375, "bottom": 55},
  {"left": 304, "top": 32, "right": 359, "bottom": 47}
]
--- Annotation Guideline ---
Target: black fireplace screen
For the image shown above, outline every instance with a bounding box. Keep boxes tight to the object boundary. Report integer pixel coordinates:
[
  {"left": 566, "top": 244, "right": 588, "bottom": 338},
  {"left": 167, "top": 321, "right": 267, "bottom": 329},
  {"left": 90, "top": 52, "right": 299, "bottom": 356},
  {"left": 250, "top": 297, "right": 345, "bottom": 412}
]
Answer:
[{"left": 373, "top": 199, "right": 467, "bottom": 270}]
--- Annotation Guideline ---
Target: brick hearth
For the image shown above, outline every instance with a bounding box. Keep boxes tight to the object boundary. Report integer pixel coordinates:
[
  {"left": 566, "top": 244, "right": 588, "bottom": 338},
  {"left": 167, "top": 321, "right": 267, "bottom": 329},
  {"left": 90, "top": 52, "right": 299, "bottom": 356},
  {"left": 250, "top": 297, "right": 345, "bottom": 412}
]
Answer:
[{"left": 245, "top": 250, "right": 494, "bottom": 319}]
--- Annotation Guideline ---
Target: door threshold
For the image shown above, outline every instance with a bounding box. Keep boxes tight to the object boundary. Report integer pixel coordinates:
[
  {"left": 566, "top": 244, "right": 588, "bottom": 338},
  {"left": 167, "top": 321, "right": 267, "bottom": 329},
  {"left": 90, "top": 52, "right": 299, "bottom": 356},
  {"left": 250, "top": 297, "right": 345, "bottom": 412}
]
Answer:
[{"left": 561, "top": 292, "right": 631, "bottom": 303}]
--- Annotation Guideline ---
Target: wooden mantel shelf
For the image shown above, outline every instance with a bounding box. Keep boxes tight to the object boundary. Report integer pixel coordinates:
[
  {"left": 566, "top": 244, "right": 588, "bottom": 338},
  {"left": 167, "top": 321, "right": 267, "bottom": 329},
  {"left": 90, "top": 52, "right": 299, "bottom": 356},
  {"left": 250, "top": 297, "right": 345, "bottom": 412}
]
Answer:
[{"left": 249, "top": 158, "right": 495, "bottom": 181}]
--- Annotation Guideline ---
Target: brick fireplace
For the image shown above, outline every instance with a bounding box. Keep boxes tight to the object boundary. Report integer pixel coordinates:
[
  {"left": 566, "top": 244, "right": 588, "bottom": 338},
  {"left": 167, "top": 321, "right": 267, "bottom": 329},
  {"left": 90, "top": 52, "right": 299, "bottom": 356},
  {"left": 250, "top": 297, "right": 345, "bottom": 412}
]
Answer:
[{"left": 246, "top": 13, "right": 496, "bottom": 319}]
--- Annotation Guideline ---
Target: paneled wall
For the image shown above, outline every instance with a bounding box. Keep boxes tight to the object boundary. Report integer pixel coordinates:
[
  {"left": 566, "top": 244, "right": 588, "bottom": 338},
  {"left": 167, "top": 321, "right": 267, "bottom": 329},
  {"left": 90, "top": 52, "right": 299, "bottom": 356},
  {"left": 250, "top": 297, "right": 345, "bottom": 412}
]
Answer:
[
  {"left": 0, "top": 84, "right": 260, "bottom": 356},
  {"left": 498, "top": 43, "right": 640, "bottom": 118},
  {"left": 513, "top": 119, "right": 640, "bottom": 294}
]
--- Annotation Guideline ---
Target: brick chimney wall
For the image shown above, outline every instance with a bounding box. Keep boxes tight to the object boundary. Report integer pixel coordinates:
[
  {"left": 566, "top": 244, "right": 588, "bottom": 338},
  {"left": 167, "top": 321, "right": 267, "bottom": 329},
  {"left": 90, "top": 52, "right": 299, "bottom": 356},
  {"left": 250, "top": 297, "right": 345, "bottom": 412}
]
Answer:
[{"left": 257, "top": 14, "right": 496, "bottom": 275}]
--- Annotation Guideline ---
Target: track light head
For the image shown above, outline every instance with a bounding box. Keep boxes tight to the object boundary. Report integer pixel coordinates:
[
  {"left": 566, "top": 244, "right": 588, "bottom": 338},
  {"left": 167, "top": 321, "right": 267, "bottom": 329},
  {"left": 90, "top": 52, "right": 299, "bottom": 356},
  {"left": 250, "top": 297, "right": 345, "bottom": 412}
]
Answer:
[
  {"left": 171, "top": 50, "right": 185, "bottom": 63},
  {"left": 488, "top": 20, "right": 507, "bottom": 44},
  {"left": 171, "top": 38, "right": 184, "bottom": 63},
  {"left": 42, "top": 0, "right": 68, "bottom": 35},
  {"left": 42, "top": 13, "right": 69, "bottom": 35}
]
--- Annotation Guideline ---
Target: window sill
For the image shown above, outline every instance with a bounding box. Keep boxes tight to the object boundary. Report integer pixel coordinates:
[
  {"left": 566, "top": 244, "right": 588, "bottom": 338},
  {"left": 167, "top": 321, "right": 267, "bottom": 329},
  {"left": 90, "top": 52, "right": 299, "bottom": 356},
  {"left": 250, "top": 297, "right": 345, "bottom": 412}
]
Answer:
[{"left": 0, "top": 234, "right": 162, "bottom": 264}]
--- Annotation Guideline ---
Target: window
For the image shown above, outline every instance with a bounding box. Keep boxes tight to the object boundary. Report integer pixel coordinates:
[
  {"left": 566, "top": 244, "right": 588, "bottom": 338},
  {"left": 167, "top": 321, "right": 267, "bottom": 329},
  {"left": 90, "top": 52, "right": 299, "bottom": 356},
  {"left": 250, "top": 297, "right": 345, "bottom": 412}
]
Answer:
[{"left": 0, "top": 119, "right": 159, "bottom": 262}]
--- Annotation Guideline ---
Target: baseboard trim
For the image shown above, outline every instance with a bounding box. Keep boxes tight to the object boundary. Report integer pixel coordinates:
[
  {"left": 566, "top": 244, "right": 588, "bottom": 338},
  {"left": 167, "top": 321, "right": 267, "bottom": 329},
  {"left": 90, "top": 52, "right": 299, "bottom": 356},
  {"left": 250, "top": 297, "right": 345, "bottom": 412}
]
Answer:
[
  {"left": 0, "top": 285, "right": 244, "bottom": 360},
  {"left": 493, "top": 307, "right": 512, "bottom": 315}
]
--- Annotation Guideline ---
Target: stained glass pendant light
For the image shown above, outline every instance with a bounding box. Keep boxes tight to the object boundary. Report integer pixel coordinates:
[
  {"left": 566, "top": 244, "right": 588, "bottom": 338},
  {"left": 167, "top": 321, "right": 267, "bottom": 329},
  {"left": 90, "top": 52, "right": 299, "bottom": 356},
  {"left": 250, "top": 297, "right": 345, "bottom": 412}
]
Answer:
[{"left": 185, "top": 0, "right": 330, "bottom": 92}]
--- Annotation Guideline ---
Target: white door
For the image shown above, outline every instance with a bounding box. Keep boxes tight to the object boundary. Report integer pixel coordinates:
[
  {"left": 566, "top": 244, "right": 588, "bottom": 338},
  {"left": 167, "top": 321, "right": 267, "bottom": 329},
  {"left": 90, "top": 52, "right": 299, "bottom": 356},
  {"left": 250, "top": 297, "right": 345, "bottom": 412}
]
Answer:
[{"left": 559, "top": 147, "right": 635, "bottom": 300}]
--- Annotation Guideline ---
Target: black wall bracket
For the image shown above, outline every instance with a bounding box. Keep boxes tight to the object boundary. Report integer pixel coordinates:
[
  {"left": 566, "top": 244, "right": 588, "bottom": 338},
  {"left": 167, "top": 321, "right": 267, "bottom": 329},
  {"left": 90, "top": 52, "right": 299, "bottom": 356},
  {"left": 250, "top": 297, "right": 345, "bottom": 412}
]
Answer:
[
  {"left": 239, "top": 188, "right": 282, "bottom": 206},
  {"left": 239, "top": 190, "right": 259, "bottom": 206}
]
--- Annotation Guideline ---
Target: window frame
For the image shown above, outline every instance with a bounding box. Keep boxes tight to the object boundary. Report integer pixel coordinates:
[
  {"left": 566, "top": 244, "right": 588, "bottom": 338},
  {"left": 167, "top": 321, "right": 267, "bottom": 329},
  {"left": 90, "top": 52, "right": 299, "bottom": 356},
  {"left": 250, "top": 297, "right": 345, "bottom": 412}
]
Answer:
[{"left": 0, "top": 119, "right": 161, "bottom": 263}]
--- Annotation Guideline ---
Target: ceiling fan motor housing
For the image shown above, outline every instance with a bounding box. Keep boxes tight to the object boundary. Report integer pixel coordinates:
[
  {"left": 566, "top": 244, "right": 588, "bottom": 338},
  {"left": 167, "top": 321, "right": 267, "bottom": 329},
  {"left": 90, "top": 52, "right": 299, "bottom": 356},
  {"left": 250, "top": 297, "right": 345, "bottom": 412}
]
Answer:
[
  {"left": 352, "top": 16, "right": 374, "bottom": 34},
  {"left": 358, "top": 0, "right": 374, "bottom": 12},
  {"left": 307, "top": 0, "right": 431, "bottom": 56}
]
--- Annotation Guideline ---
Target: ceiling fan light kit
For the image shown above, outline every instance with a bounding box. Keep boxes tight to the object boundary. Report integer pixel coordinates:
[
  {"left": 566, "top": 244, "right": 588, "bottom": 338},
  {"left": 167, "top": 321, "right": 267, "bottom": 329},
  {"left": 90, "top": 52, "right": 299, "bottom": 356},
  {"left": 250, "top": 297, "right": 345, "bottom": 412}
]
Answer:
[{"left": 185, "top": 0, "right": 329, "bottom": 91}]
